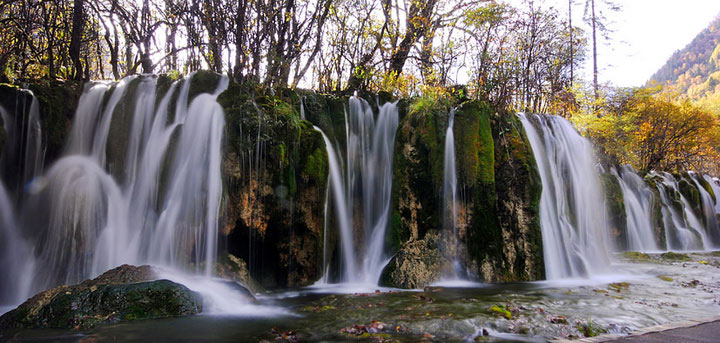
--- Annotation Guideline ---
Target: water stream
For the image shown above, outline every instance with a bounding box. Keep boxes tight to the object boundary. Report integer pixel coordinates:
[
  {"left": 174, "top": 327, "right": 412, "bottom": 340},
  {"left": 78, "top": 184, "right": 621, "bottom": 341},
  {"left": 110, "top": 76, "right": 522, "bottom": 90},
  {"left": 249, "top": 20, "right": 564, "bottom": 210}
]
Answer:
[
  {"left": 519, "top": 113, "right": 612, "bottom": 279},
  {"left": 0, "top": 74, "right": 265, "bottom": 314},
  {"left": 612, "top": 165, "right": 660, "bottom": 252},
  {"left": 314, "top": 97, "right": 399, "bottom": 285}
]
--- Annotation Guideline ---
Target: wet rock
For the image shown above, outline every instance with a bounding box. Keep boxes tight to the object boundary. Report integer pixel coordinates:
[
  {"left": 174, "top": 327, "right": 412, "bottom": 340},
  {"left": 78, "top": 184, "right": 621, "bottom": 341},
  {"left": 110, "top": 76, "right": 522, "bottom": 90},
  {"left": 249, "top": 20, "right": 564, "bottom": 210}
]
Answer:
[
  {"left": 379, "top": 231, "right": 452, "bottom": 288},
  {"left": 661, "top": 252, "right": 691, "bottom": 261},
  {"left": 0, "top": 265, "right": 201, "bottom": 330},
  {"left": 213, "top": 253, "right": 264, "bottom": 294},
  {"left": 601, "top": 173, "right": 628, "bottom": 250},
  {"left": 622, "top": 251, "right": 652, "bottom": 261},
  {"left": 489, "top": 305, "right": 512, "bottom": 319},
  {"left": 219, "top": 83, "right": 329, "bottom": 288},
  {"left": 489, "top": 112, "right": 544, "bottom": 282}
]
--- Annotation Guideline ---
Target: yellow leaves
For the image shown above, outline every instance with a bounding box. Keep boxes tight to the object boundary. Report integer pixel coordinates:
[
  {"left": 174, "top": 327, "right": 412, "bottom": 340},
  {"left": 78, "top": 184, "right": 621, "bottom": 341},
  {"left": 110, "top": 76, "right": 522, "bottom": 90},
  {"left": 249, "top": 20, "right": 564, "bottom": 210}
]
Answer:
[{"left": 573, "top": 87, "right": 720, "bottom": 172}]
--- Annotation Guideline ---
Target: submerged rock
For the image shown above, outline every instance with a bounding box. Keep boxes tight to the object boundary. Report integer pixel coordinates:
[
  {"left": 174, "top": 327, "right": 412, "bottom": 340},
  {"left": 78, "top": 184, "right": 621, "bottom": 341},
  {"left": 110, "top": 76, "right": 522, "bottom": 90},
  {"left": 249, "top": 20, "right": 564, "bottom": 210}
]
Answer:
[{"left": 0, "top": 265, "right": 202, "bottom": 331}]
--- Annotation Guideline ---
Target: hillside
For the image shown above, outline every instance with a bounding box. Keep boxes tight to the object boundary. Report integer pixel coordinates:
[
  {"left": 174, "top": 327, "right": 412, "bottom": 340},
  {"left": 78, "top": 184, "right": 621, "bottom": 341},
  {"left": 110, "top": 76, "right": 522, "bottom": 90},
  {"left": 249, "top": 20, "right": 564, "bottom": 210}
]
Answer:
[{"left": 649, "top": 15, "right": 720, "bottom": 113}]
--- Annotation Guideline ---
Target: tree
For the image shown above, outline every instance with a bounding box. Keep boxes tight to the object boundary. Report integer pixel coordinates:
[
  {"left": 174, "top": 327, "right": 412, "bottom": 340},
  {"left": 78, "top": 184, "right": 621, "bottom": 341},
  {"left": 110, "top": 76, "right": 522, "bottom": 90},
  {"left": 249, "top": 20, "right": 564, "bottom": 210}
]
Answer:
[{"left": 583, "top": 0, "right": 620, "bottom": 102}]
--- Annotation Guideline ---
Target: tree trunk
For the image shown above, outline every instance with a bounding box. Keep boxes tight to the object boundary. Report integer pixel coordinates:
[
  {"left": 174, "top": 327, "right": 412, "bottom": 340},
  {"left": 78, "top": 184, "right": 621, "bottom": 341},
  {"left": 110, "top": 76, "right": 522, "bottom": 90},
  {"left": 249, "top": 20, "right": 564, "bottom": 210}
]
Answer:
[
  {"left": 69, "top": 0, "right": 85, "bottom": 80},
  {"left": 568, "top": 0, "right": 573, "bottom": 85},
  {"left": 591, "top": 0, "right": 598, "bottom": 101}
]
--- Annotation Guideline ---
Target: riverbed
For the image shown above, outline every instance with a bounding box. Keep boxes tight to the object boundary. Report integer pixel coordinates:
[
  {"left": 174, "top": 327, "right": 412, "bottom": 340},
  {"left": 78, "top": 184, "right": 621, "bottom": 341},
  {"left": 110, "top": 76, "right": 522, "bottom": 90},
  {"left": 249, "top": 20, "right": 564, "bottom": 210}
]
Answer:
[{"left": 4, "top": 252, "right": 720, "bottom": 343}]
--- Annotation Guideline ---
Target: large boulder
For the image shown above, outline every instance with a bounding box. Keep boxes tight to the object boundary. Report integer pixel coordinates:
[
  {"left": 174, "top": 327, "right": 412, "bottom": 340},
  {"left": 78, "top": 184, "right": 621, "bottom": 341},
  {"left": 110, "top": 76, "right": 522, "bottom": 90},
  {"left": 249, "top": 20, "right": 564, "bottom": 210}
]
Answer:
[
  {"left": 379, "top": 231, "right": 452, "bottom": 288},
  {"left": 0, "top": 265, "right": 202, "bottom": 331}
]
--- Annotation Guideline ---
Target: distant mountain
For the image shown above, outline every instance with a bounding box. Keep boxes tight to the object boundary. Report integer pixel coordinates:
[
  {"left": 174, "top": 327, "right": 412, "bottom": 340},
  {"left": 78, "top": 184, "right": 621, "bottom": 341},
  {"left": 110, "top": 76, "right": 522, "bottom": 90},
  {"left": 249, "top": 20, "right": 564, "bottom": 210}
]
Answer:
[{"left": 649, "top": 14, "right": 720, "bottom": 113}]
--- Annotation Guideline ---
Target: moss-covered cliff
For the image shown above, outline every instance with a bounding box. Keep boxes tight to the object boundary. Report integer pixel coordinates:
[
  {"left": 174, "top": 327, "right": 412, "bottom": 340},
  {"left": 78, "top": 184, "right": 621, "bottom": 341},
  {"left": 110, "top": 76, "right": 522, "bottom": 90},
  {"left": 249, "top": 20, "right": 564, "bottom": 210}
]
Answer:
[
  {"left": 381, "top": 98, "right": 544, "bottom": 287},
  {"left": 219, "top": 81, "right": 330, "bottom": 288}
]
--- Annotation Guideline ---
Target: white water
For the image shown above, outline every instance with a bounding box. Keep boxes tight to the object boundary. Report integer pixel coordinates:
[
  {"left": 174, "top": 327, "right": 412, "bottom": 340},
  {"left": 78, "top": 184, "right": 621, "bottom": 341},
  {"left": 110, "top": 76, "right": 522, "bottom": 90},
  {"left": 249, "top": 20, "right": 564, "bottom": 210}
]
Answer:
[
  {"left": 704, "top": 175, "right": 720, "bottom": 213},
  {"left": 688, "top": 172, "right": 720, "bottom": 248},
  {"left": 0, "top": 93, "right": 44, "bottom": 200},
  {"left": 519, "top": 113, "right": 612, "bottom": 279},
  {"left": 612, "top": 165, "right": 659, "bottom": 252},
  {"left": 651, "top": 172, "right": 708, "bottom": 250},
  {"left": 314, "top": 97, "right": 398, "bottom": 285},
  {"left": 0, "top": 74, "right": 280, "bottom": 315},
  {"left": 441, "top": 109, "right": 465, "bottom": 279}
]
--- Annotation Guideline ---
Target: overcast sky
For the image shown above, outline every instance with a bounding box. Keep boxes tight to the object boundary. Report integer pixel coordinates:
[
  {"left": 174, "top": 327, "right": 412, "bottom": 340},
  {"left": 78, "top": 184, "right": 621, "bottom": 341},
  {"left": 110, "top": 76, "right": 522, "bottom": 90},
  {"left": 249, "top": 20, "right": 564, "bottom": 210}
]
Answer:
[{"left": 514, "top": 0, "right": 720, "bottom": 87}]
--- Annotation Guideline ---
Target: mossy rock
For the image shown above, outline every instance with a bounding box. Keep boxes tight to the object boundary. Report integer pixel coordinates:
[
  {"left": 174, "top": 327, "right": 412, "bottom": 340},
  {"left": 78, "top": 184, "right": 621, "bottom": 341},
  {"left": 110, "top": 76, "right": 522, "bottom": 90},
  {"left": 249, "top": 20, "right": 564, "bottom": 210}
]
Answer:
[
  {"left": 601, "top": 173, "right": 628, "bottom": 250},
  {"left": 188, "top": 70, "right": 222, "bottom": 104},
  {"left": 678, "top": 176, "right": 702, "bottom": 216},
  {"left": 489, "top": 305, "right": 512, "bottom": 319},
  {"left": 0, "top": 265, "right": 201, "bottom": 330},
  {"left": 622, "top": 251, "right": 651, "bottom": 261},
  {"left": 661, "top": 252, "right": 692, "bottom": 261},
  {"left": 488, "top": 113, "right": 544, "bottom": 282},
  {"left": 24, "top": 80, "right": 82, "bottom": 165},
  {"left": 219, "top": 82, "right": 328, "bottom": 288},
  {"left": 379, "top": 231, "right": 451, "bottom": 289}
]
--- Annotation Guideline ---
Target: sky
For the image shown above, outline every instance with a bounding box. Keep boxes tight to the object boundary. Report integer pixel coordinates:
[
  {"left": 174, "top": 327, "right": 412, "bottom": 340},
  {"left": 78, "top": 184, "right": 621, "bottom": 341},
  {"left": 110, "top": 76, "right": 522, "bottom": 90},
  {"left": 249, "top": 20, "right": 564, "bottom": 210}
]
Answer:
[{"left": 518, "top": 0, "right": 720, "bottom": 87}]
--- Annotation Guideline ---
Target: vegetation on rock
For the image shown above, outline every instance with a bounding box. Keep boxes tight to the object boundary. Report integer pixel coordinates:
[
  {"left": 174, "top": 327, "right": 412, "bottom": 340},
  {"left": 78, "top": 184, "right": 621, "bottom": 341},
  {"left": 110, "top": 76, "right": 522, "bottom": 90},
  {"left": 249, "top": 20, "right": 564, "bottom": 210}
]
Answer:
[{"left": 0, "top": 265, "right": 201, "bottom": 330}]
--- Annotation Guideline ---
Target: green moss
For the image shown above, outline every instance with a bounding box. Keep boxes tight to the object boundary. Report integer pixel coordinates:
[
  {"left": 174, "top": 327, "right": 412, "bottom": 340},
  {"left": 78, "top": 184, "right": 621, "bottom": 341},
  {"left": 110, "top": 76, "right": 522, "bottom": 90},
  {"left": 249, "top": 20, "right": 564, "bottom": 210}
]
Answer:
[
  {"left": 608, "top": 282, "right": 629, "bottom": 292},
  {"left": 302, "top": 148, "right": 328, "bottom": 184},
  {"left": 577, "top": 320, "right": 607, "bottom": 337},
  {"left": 455, "top": 101, "right": 494, "bottom": 186},
  {"left": 188, "top": 70, "right": 221, "bottom": 104},
  {"left": 661, "top": 252, "right": 691, "bottom": 261},
  {"left": 601, "top": 173, "right": 628, "bottom": 250},
  {"left": 489, "top": 305, "right": 512, "bottom": 319},
  {"left": 657, "top": 275, "right": 673, "bottom": 282},
  {"left": 25, "top": 79, "right": 82, "bottom": 164},
  {"left": 622, "top": 251, "right": 651, "bottom": 261}
]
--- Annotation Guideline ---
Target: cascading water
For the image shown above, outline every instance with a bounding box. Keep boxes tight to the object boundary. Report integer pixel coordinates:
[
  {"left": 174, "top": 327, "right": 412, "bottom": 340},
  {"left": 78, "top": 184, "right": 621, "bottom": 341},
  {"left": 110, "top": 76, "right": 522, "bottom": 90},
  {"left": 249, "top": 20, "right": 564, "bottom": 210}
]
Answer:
[
  {"left": 0, "top": 92, "right": 44, "bottom": 201},
  {"left": 651, "top": 172, "right": 708, "bottom": 250},
  {"left": 704, "top": 175, "right": 720, "bottom": 213},
  {"left": 314, "top": 97, "right": 398, "bottom": 285},
  {"left": 688, "top": 172, "right": 720, "bottom": 247},
  {"left": 442, "top": 109, "right": 464, "bottom": 278},
  {"left": 612, "top": 165, "right": 659, "bottom": 252},
  {"left": 519, "top": 113, "right": 612, "bottom": 279},
  {"left": 0, "top": 73, "right": 247, "bottom": 310}
]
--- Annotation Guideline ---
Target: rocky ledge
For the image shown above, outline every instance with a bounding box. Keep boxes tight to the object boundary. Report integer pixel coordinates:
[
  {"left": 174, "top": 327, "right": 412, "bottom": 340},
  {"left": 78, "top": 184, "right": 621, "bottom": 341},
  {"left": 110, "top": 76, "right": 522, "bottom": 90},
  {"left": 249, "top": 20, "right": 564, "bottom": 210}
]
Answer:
[{"left": 0, "top": 265, "right": 202, "bottom": 331}]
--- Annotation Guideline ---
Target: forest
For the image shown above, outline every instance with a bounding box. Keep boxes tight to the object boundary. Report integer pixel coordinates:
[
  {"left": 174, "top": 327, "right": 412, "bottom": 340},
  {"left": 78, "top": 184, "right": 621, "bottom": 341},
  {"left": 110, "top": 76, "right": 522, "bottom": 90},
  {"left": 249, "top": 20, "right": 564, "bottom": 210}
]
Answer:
[{"left": 2, "top": 0, "right": 719, "bottom": 174}]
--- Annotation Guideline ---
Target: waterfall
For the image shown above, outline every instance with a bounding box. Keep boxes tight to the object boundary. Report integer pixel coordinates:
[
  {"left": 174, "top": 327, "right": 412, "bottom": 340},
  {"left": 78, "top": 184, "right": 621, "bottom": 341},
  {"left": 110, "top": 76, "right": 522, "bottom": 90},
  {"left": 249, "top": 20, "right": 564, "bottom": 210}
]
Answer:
[
  {"left": 519, "top": 114, "right": 611, "bottom": 280},
  {"left": 651, "top": 172, "right": 708, "bottom": 250},
  {"left": 442, "top": 109, "right": 463, "bottom": 278},
  {"left": 0, "top": 180, "right": 35, "bottom": 304},
  {"left": 314, "top": 126, "right": 356, "bottom": 281},
  {"left": 688, "top": 172, "right": 720, "bottom": 247},
  {"left": 0, "top": 93, "right": 44, "bottom": 201},
  {"left": 703, "top": 175, "right": 720, "bottom": 213},
  {"left": 314, "top": 97, "right": 398, "bottom": 285},
  {"left": 1, "top": 73, "right": 230, "bottom": 302},
  {"left": 612, "top": 165, "right": 659, "bottom": 252}
]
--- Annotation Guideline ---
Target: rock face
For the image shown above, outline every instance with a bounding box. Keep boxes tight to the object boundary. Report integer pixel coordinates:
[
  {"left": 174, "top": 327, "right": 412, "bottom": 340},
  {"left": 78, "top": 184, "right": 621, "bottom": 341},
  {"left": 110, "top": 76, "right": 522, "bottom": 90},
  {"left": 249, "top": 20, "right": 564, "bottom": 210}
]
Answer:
[
  {"left": 219, "top": 84, "right": 330, "bottom": 288},
  {"left": 489, "top": 113, "right": 544, "bottom": 282},
  {"left": 380, "top": 232, "right": 452, "bottom": 288},
  {"left": 0, "top": 265, "right": 202, "bottom": 331},
  {"left": 601, "top": 173, "right": 628, "bottom": 250},
  {"left": 383, "top": 98, "right": 544, "bottom": 288},
  {"left": 382, "top": 99, "right": 544, "bottom": 288}
]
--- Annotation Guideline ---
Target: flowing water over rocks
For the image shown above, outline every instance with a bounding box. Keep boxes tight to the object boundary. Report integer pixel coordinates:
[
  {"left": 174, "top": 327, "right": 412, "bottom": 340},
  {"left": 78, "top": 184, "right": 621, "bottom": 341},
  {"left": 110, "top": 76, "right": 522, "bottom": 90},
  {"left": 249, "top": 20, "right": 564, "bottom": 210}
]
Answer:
[
  {"left": 519, "top": 114, "right": 612, "bottom": 279},
  {"left": 5, "top": 252, "right": 720, "bottom": 342}
]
